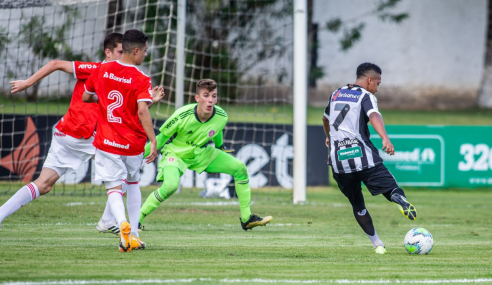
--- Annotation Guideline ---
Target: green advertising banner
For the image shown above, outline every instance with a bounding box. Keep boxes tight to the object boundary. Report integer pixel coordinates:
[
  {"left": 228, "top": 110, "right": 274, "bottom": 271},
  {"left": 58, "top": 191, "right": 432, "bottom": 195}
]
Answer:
[{"left": 369, "top": 126, "right": 492, "bottom": 188}]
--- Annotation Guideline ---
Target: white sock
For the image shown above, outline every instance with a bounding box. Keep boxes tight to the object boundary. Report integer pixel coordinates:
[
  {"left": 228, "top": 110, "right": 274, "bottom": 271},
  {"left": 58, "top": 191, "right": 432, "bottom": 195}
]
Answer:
[
  {"left": 107, "top": 190, "right": 127, "bottom": 226},
  {"left": 100, "top": 202, "right": 114, "bottom": 224},
  {"left": 367, "top": 231, "right": 384, "bottom": 249},
  {"left": 0, "top": 182, "right": 40, "bottom": 223},
  {"left": 126, "top": 182, "right": 141, "bottom": 237}
]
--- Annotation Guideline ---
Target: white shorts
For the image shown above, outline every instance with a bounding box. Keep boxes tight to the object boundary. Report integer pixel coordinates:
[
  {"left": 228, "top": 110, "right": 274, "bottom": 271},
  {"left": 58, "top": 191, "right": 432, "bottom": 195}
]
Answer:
[
  {"left": 43, "top": 129, "right": 95, "bottom": 177},
  {"left": 94, "top": 149, "right": 143, "bottom": 189}
]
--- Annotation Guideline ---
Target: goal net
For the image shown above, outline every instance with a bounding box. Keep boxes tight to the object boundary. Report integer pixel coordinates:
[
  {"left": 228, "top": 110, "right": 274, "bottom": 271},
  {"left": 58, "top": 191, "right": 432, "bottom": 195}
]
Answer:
[{"left": 0, "top": 0, "right": 294, "bottom": 197}]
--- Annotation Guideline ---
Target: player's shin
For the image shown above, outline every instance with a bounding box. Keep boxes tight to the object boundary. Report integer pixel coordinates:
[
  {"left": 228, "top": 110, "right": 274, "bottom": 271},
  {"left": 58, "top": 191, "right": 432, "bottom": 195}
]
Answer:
[
  {"left": 235, "top": 179, "right": 252, "bottom": 223},
  {"left": 139, "top": 190, "right": 165, "bottom": 223},
  {"left": 107, "top": 189, "right": 126, "bottom": 226},
  {"left": 0, "top": 182, "right": 40, "bottom": 224},
  {"left": 126, "top": 182, "right": 141, "bottom": 237}
]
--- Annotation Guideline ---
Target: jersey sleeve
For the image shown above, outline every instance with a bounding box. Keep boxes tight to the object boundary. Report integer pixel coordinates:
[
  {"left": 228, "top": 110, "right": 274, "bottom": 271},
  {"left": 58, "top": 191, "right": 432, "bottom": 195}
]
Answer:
[
  {"left": 324, "top": 98, "right": 331, "bottom": 120},
  {"left": 144, "top": 133, "right": 171, "bottom": 157},
  {"left": 361, "top": 93, "right": 382, "bottom": 118},
  {"left": 73, "top": 61, "right": 100, "bottom": 80},
  {"left": 324, "top": 89, "right": 339, "bottom": 119},
  {"left": 136, "top": 77, "right": 153, "bottom": 104},
  {"left": 212, "top": 131, "right": 224, "bottom": 147},
  {"left": 83, "top": 67, "right": 99, "bottom": 95},
  {"left": 159, "top": 108, "right": 182, "bottom": 137}
]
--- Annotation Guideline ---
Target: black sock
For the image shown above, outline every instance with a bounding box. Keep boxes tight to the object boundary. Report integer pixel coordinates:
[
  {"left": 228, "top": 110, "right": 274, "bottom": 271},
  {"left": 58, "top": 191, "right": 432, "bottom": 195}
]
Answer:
[
  {"left": 383, "top": 187, "right": 405, "bottom": 201},
  {"left": 353, "top": 209, "right": 375, "bottom": 236}
]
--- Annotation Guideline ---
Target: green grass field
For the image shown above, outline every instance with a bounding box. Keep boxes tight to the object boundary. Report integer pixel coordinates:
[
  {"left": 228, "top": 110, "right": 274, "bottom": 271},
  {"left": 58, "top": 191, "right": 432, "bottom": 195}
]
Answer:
[
  {"left": 0, "top": 186, "right": 491, "bottom": 284},
  {"left": 4, "top": 96, "right": 492, "bottom": 125}
]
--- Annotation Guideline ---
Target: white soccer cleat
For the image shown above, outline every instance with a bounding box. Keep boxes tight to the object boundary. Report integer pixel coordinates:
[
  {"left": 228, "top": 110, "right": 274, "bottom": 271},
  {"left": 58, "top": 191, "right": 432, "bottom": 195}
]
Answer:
[{"left": 96, "top": 219, "right": 120, "bottom": 236}]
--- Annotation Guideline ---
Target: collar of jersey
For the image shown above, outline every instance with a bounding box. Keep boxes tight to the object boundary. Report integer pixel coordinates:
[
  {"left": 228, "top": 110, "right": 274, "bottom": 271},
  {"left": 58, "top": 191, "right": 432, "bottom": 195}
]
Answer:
[
  {"left": 116, "top": 60, "right": 137, "bottom": 67},
  {"left": 346, "top": 84, "right": 364, "bottom": 89},
  {"left": 194, "top": 105, "right": 216, "bottom": 123}
]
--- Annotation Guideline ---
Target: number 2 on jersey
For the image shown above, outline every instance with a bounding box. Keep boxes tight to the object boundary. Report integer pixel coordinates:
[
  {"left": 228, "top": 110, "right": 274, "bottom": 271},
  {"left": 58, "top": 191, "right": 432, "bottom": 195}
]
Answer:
[
  {"left": 107, "top": 90, "right": 123, "bottom": 123},
  {"left": 333, "top": 103, "right": 350, "bottom": 131}
]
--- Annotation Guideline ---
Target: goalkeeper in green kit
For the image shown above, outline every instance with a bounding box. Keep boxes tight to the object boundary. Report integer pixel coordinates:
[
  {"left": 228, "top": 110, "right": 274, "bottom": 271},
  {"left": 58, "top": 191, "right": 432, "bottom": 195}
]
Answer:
[{"left": 139, "top": 79, "right": 272, "bottom": 230}]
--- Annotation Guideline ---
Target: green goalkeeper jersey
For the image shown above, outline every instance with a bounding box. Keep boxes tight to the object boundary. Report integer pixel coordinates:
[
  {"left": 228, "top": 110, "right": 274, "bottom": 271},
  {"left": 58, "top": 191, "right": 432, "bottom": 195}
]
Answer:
[{"left": 145, "top": 103, "right": 228, "bottom": 159}]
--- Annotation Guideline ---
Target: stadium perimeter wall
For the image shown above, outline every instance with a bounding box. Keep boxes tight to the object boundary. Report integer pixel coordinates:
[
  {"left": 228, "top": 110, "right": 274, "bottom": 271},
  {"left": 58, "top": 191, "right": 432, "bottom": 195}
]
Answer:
[{"left": 311, "top": 0, "right": 488, "bottom": 110}]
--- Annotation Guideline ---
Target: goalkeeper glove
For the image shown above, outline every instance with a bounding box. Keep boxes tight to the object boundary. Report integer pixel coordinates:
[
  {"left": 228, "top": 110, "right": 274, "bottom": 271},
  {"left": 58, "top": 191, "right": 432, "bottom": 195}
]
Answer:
[{"left": 217, "top": 144, "right": 235, "bottom": 153}]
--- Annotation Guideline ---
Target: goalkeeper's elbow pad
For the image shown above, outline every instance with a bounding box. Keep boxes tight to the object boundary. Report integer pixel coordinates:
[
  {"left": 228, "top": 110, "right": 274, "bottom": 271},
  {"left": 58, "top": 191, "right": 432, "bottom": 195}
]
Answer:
[{"left": 217, "top": 144, "right": 235, "bottom": 153}]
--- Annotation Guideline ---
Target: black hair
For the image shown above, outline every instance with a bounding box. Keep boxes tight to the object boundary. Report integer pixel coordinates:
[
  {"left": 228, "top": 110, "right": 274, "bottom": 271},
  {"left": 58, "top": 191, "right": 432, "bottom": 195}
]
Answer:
[
  {"left": 103, "top": 32, "right": 123, "bottom": 51},
  {"left": 356, "top": 62, "right": 382, "bottom": 79},
  {"left": 122, "top": 29, "right": 149, "bottom": 53}
]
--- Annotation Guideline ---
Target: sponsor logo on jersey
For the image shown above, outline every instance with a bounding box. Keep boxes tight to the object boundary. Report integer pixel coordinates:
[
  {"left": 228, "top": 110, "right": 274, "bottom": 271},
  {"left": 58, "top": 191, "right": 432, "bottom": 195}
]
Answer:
[
  {"left": 168, "top": 158, "right": 175, "bottom": 162},
  {"left": 54, "top": 132, "right": 66, "bottom": 137},
  {"left": 338, "top": 139, "right": 359, "bottom": 147},
  {"left": 164, "top": 117, "right": 179, "bottom": 129},
  {"left": 148, "top": 82, "right": 153, "bottom": 97},
  {"left": 104, "top": 139, "right": 130, "bottom": 149},
  {"left": 79, "top": 64, "right": 98, "bottom": 69},
  {"left": 332, "top": 89, "right": 341, "bottom": 101},
  {"left": 337, "top": 146, "right": 363, "bottom": 161},
  {"left": 208, "top": 130, "right": 216, "bottom": 137},
  {"left": 335, "top": 89, "right": 362, "bottom": 103},
  {"left": 103, "top": 72, "right": 132, "bottom": 84}
]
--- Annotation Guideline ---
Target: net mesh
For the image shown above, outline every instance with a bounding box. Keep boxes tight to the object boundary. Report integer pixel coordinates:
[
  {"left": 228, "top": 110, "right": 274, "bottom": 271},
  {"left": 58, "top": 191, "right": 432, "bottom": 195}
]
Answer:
[{"left": 0, "top": 0, "right": 294, "bottom": 195}]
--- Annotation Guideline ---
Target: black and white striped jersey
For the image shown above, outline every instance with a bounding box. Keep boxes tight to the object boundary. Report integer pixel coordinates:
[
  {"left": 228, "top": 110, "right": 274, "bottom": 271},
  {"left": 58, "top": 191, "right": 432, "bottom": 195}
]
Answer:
[{"left": 324, "top": 84, "right": 383, "bottom": 174}]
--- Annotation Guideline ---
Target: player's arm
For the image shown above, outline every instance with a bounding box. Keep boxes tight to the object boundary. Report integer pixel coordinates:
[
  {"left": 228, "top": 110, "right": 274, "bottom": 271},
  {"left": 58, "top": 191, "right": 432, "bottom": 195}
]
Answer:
[
  {"left": 82, "top": 70, "right": 99, "bottom": 103},
  {"left": 82, "top": 91, "right": 98, "bottom": 103},
  {"left": 363, "top": 93, "right": 394, "bottom": 155},
  {"left": 138, "top": 102, "right": 157, "bottom": 163},
  {"left": 9, "top": 60, "right": 73, "bottom": 94},
  {"left": 369, "top": 113, "right": 394, "bottom": 155},
  {"left": 213, "top": 131, "right": 234, "bottom": 153},
  {"left": 144, "top": 133, "right": 170, "bottom": 158},
  {"left": 322, "top": 96, "right": 331, "bottom": 148},
  {"left": 322, "top": 116, "right": 330, "bottom": 148}
]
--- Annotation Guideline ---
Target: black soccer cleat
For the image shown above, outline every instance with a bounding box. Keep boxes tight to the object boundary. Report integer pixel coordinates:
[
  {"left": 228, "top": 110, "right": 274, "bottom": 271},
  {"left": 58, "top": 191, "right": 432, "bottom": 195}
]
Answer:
[
  {"left": 391, "top": 193, "right": 417, "bottom": 220},
  {"left": 138, "top": 222, "right": 145, "bottom": 232},
  {"left": 240, "top": 214, "right": 273, "bottom": 231}
]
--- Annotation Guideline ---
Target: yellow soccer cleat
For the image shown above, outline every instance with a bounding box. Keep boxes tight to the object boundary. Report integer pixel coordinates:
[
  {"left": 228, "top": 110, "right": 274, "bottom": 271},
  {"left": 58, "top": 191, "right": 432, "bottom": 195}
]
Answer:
[
  {"left": 391, "top": 194, "right": 417, "bottom": 220},
  {"left": 240, "top": 214, "right": 273, "bottom": 231},
  {"left": 118, "top": 221, "right": 132, "bottom": 253},
  {"left": 130, "top": 235, "right": 146, "bottom": 250},
  {"left": 375, "top": 246, "right": 387, "bottom": 254}
]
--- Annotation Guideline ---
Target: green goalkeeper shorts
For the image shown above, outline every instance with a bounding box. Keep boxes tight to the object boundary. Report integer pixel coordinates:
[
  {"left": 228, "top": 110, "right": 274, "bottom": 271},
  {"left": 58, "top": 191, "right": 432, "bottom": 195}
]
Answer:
[{"left": 156, "top": 145, "right": 221, "bottom": 181}]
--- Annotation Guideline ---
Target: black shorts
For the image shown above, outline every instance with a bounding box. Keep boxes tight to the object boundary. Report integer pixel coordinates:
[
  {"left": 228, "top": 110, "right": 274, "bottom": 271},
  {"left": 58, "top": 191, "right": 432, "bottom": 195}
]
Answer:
[{"left": 332, "top": 163, "right": 398, "bottom": 196}]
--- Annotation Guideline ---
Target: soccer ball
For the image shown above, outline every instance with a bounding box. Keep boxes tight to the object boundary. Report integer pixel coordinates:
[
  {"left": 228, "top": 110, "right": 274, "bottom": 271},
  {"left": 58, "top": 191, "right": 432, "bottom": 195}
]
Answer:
[{"left": 403, "top": 227, "right": 433, "bottom": 254}]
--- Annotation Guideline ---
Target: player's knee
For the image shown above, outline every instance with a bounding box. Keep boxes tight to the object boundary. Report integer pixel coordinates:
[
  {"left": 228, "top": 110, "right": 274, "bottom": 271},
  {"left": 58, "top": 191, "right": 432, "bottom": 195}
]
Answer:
[
  {"left": 158, "top": 180, "right": 179, "bottom": 199},
  {"left": 32, "top": 179, "right": 51, "bottom": 195},
  {"left": 38, "top": 184, "right": 52, "bottom": 195},
  {"left": 232, "top": 161, "right": 248, "bottom": 181}
]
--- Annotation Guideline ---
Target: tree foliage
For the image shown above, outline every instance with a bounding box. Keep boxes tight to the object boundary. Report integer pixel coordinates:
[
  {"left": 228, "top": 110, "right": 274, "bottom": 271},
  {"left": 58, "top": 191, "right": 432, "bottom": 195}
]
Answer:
[
  {"left": 134, "top": 0, "right": 291, "bottom": 103},
  {"left": 326, "top": 0, "right": 409, "bottom": 52}
]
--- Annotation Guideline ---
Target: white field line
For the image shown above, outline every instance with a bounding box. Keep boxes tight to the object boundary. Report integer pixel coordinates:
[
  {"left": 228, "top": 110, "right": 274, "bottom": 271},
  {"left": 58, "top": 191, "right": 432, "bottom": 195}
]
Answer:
[
  {"left": 2, "top": 278, "right": 492, "bottom": 284},
  {"left": 64, "top": 201, "right": 245, "bottom": 206}
]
